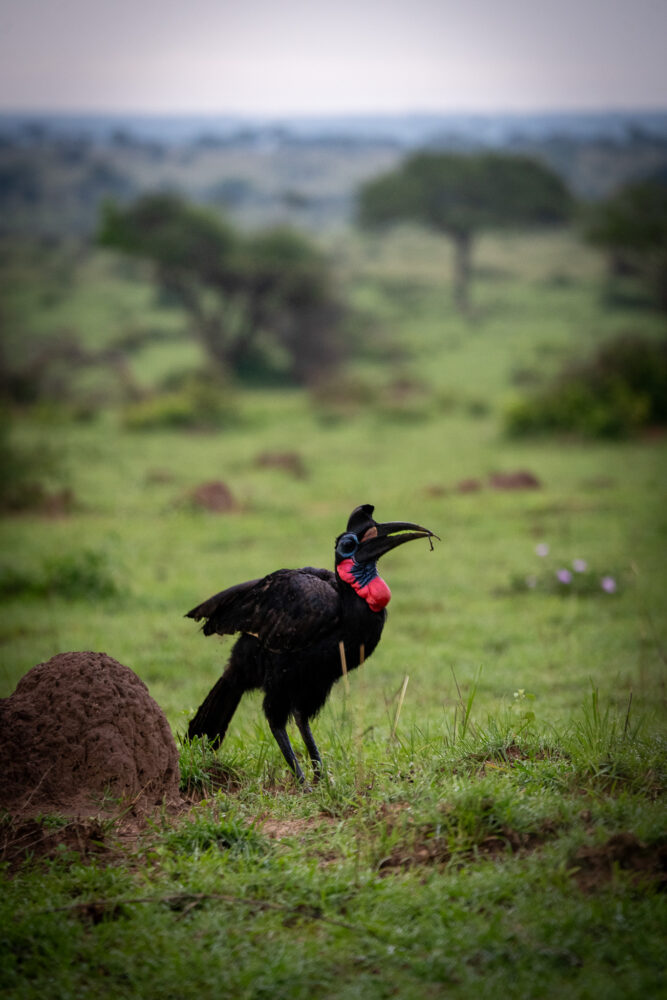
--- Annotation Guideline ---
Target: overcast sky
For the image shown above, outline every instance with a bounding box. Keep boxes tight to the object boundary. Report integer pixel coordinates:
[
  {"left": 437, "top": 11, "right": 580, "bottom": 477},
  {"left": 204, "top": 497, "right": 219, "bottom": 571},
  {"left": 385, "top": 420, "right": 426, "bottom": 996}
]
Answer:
[{"left": 1, "top": 0, "right": 666, "bottom": 115}]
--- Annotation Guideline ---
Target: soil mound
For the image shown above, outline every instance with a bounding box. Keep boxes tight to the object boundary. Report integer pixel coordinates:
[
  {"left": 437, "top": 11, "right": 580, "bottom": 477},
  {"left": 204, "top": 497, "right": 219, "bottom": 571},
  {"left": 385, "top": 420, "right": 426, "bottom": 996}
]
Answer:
[
  {"left": 0, "top": 651, "right": 180, "bottom": 818},
  {"left": 189, "top": 480, "right": 238, "bottom": 512},
  {"left": 255, "top": 450, "right": 307, "bottom": 478},
  {"left": 489, "top": 470, "right": 542, "bottom": 490}
]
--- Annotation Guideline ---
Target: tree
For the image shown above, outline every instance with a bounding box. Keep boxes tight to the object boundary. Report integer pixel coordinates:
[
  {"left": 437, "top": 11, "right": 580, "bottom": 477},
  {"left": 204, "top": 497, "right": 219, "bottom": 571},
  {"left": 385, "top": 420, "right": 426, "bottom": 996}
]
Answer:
[
  {"left": 99, "top": 194, "right": 343, "bottom": 383},
  {"left": 587, "top": 174, "right": 667, "bottom": 312},
  {"left": 358, "top": 152, "right": 574, "bottom": 312}
]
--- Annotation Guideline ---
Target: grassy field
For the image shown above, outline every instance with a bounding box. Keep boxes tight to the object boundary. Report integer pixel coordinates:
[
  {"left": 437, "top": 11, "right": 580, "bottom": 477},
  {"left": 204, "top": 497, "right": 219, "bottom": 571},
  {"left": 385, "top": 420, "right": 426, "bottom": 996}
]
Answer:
[{"left": 1, "top": 228, "right": 666, "bottom": 999}]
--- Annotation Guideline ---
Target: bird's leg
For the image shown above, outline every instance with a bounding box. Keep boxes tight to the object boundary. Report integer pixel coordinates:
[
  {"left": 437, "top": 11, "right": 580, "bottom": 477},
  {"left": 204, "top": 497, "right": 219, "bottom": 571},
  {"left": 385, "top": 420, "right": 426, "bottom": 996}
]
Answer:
[
  {"left": 263, "top": 694, "right": 309, "bottom": 784},
  {"left": 293, "top": 710, "right": 323, "bottom": 782},
  {"left": 268, "top": 724, "right": 307, "bottom": 784}
]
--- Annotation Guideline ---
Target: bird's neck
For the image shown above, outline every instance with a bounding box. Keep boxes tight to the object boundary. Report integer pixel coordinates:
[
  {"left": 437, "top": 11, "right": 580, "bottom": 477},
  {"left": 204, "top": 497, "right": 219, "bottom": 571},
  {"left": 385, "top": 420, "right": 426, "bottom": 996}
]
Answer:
[{"left": 336, "top": 558, "right": 391, "bottom": 613}]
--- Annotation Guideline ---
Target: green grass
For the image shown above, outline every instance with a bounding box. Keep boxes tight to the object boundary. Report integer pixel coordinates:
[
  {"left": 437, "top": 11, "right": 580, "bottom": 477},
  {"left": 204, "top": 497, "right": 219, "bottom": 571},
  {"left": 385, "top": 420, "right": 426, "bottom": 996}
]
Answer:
[
  {"left": 1, "top": 708, "right": 665, "bottom": 999},
  {"left": 1, "top": 228, "right": 666, "bottom": 998}
]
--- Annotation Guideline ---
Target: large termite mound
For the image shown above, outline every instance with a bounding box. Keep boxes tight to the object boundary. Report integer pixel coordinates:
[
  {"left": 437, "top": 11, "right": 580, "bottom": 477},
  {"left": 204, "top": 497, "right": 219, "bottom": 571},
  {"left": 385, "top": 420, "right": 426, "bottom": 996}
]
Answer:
[{"left": 0, "top": 651, "right": 180, "bottom": 817}]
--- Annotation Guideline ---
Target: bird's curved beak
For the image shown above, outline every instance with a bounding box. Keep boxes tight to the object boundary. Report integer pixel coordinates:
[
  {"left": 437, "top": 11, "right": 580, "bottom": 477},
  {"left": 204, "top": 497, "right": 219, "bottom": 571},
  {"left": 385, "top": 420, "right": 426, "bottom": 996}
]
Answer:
[{"left": 355, "top": 520, "right": 439, "bottom": 563}]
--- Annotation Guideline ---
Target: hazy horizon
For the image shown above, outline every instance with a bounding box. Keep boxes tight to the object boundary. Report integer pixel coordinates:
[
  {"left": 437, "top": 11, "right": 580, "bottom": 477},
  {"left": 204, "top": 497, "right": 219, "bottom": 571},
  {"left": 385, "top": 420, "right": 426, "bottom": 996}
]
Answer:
[
  {"left": 2, "top": 106, "right": 667, "bottom": 119},
  {"left": 1, "top": 0, "right": 666, "bottom": 117}
]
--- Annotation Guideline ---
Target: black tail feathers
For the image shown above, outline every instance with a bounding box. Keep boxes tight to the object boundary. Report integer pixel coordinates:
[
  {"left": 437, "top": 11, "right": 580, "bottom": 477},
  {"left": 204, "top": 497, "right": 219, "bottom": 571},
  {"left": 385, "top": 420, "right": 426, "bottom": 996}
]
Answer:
[{"left": 188, "top": 673, "right": 243, "bottom": 746}]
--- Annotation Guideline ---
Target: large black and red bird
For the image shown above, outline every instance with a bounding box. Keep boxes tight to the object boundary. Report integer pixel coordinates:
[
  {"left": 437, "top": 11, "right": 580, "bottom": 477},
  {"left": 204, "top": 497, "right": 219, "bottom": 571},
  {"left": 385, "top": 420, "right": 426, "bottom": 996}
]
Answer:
[{"left": 187, "top": 504, "right": 437, "bottom": 782}]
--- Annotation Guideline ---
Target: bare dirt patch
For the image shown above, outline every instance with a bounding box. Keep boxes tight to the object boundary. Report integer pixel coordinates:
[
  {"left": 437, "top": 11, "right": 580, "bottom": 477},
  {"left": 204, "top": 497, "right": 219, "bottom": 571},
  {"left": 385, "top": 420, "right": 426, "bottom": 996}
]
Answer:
[
  {"left": 489, "top": 470, "right": 542, "bottom": 490},
  {"left": 440, "top": 469, "right": 543, "bottom": 495},
  {"left": 258, "top": 814, "right": 337, "bottom": 841},
  {"left": 571, "top": 832, "right": 667, "bottom": 893},
  {"left": 377, "top": 800, "right": 559, "bottom": 874},
  {"left": 1, "top": 815, "right": 117, "bottom": 870},
  {"left": 378, "top": 824, "right": 553, "bottom": 873}
]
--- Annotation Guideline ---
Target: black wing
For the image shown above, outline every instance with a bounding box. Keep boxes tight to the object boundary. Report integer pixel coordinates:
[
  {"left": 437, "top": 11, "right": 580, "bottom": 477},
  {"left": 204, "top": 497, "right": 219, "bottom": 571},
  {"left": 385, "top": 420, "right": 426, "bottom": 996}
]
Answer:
[{"left": 186, "top": 567, "right": 340, "bottom": 651}]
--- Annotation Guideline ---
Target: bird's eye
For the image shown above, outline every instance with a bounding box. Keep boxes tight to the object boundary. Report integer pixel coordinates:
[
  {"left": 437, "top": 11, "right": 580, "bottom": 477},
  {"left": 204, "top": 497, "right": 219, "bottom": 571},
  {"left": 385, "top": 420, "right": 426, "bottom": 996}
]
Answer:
[{"left": 336, "top": 533, "right": 358, "bottom": 558}]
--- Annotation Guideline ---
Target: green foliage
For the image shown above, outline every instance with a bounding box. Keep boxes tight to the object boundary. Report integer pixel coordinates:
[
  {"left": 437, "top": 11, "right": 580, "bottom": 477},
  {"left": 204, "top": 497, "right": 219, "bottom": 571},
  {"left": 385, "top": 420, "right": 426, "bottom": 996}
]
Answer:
[
  {"left": 99, "top": 195, "right": 345, "bottom": 384},
  {"left": 99, "top": 193, "right": 238, "bottom": 281},
  {"left": 358, "top": 152, "right": 573, "bottom": 309},
  {"left": 178, "top": 736, "right": 242, "bottom": 795},
  {"left": 44, "top": 549, "right": 121, "bottom": 599},
  {"left": 588, "top": 175, "right": 667, "bottom": 250},
  {"left": 1, "top": 227, "right": 666, "bottom": 1000},
  {"left": 0, "top": 416, "right": 66, "bottom": 512},
  {"left": 0, "top": 548, "right": 120, "bottom": 600},
  {"left": 161, "top": 806, "right": 268, "bottom": 859},
  {"left": 506, "top": 332, "right": 667, "bottom": 438},
  {"left": 587, "top": 174, "right": 667, "bottom": 310},
  {"left": 359, "top": 151, "right": 574, "bottom": 237},
  {"left": 2, "top": 707, "right": 665, "bottom": 1000},
  {"left": 123, "top": 374, "right": 239, "bottom": 431}
]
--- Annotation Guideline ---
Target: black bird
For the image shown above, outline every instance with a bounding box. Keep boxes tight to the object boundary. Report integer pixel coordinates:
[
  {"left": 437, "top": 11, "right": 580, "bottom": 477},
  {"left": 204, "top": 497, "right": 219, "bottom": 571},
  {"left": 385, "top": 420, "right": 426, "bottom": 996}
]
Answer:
[{"left": 187, "top": 504, "right": 437, "bottom": 782}]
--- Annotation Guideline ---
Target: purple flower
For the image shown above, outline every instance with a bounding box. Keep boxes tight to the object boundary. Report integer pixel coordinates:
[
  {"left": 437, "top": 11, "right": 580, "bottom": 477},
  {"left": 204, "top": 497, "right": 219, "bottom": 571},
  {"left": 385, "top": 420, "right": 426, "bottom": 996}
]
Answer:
[
  {"left": 556, "top": 569, "right": 572, "bottom": 584},
  {"left": 535, "top": 543, "right": 549, "bottom": 557},
  {"left": 601, "top": 576, "right": 617, "bottom": 594},
  {"left": 573, "top": 559, "right": 588, "bottom": 573}
]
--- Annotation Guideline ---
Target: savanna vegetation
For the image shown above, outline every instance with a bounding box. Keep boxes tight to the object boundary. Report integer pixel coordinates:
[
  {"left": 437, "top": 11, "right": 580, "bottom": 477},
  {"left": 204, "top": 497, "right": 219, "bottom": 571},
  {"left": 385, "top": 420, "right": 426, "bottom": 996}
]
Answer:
[
  {"left": 587, "top": 172, "right": 667, "bottom": 311},
  {"left": 1, "top": 135, "right": 666, "bottom": 999},
  {"left": 358, "top": 152, "right": 573, "bottom": 311}
]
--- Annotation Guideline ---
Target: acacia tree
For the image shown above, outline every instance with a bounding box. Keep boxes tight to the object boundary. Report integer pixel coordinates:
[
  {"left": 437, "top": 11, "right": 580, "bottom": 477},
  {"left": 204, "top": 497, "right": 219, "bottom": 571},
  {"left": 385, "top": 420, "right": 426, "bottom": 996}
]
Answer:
[
  {"left": 99, "top": 194, "right": 343, "bottom": 383},
  {"left": 587, "top": 175, "right": 667, "bottom": 312},
  {"left": 358, "top": 152, "right": 574, "bottom": 312}
]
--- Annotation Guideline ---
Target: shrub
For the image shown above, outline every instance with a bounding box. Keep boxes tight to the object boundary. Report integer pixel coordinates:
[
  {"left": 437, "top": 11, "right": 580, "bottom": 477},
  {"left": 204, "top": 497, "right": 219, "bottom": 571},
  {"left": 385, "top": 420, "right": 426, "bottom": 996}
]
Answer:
[
  {"left": 0, "top": 415, "right": 67, "bottom": 512},
  {"left": 0, "top": 549, "right": 120, "bottom": 600},
  {"left": 587, "top": 174, "right": 667, "bottom": 312},
  {"left": 505, "top": 332, "right": 667, "bottom": 438},
  {"left": 123, "top": 375, "right": 239, "bottom": 431},
  {"left": 44, "top": 549, "right": 121, "bottom": 599}
]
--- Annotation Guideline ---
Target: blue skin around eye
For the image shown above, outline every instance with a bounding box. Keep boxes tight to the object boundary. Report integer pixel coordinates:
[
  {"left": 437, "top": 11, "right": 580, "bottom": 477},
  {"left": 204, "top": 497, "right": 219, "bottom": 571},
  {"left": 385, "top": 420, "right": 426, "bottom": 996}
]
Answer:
[
  {"left": 337, "top": 533, "right": 358, "bottom": 558},
  {"left": 337, "top": 533, "right": 379, "bottom": 586}
]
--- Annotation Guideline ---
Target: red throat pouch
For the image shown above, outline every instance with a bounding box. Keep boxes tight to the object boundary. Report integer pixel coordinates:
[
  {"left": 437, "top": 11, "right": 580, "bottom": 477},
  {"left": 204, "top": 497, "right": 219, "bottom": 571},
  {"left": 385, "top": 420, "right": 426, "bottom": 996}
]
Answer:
[{"left": 337, "top": 559, "right": 392, "bottom": 612}]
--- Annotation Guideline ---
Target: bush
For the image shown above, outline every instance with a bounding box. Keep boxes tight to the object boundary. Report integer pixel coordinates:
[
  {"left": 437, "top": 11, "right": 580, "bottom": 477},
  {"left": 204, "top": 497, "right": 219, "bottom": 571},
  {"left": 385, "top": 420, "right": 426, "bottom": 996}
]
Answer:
[
  {"left": 123, "top": 375, "right": 239, "bottom": 431},
  {"left": 505, "top": 333, "right": 667, "bottom": 438},
  {"left": 587, "top": 174, "right": 667, "bottom": 312},
  {"left": 0, "top": 548, "right": 120, "bottom": 600},
  {"left": 0, "top": 415, "right": 67, "bottom": 512}
]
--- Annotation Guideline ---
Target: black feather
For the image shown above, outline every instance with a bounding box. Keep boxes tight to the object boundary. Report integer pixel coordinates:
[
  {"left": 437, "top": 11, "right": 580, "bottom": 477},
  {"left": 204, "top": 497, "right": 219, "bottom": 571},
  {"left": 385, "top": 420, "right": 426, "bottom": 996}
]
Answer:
[
  {"left": 187, "top": 568, "right": 339, "bottom": 650},
  {"left": 186, "top": 505, "right": 435, "bottom": 783}
]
